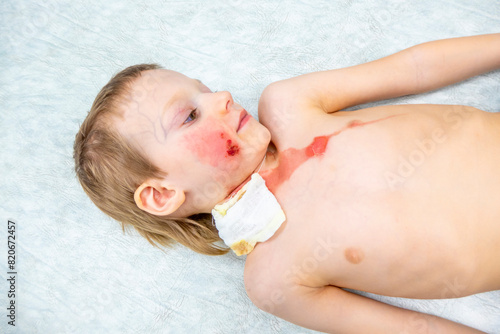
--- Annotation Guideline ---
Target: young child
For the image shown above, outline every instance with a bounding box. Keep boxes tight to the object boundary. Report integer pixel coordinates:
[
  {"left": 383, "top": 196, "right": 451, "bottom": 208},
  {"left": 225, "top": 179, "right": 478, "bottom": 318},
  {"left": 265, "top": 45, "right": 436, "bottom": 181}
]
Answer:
[{"left": 74, "top": 33, "right": 500, "bottom": 333}]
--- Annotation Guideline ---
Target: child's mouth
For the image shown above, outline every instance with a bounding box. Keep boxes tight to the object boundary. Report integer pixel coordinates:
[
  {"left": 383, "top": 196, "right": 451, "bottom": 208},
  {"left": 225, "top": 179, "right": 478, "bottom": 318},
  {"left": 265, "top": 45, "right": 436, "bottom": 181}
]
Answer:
[{"left": 237, "top": 110, "right": 250, "bottom": 132}]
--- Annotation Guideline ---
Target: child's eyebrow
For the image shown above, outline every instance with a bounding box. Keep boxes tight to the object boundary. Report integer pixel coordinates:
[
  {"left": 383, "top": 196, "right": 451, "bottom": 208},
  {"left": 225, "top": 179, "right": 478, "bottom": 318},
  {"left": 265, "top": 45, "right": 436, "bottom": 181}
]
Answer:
[
  {"left": 163, "top": 80, "right": 202, "bottom": 116},
  {"left": 194, "top": 78, "right": 212, "bottom": 92},
  {"left": 161, "top": 92, "right": 186, "bottom": 125}
]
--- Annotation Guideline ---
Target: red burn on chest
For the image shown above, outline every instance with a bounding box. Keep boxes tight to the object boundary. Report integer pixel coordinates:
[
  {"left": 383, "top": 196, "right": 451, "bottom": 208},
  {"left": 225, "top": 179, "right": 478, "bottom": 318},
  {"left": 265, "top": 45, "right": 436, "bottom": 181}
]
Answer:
[
  {"left": 305, "top": 135, "right": 329, "bottom": 157},
  {"left": 261, "top": 115, "right": 399, "bottom": 193}
]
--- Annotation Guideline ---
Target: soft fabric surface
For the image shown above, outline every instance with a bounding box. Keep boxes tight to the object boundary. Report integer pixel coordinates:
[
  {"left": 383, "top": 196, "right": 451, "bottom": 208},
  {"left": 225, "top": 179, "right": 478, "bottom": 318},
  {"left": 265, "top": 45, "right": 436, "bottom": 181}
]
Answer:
[{"left": 1, "top": 1, "right": 500, "bottom": 333}]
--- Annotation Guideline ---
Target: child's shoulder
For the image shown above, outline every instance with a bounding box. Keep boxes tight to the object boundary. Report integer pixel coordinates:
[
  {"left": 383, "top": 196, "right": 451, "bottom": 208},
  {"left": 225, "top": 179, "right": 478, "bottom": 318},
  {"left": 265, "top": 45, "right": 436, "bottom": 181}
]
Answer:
[
  {"left": 258, "top": 79, "right": 326, "bottom": 120},
  {"left": 257, "top": 80, "right": 332, "bottom": 147},
  {"left": 243, "top": 242, "right": 299, "bottom": 311}
]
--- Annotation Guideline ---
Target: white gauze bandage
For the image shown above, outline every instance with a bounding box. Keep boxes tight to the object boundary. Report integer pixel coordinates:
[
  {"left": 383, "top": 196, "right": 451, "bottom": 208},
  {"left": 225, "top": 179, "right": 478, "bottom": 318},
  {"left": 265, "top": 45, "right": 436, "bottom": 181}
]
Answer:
[{"left": 212, "top": 173, "right": 286, "bottom": 256}]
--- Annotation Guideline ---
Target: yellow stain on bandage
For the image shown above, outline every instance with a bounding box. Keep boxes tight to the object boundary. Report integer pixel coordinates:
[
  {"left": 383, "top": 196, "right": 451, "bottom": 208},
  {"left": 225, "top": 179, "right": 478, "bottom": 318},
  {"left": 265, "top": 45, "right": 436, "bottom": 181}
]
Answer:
[{"left": 212, "top": 174, "right": 286, "bottom": 256}]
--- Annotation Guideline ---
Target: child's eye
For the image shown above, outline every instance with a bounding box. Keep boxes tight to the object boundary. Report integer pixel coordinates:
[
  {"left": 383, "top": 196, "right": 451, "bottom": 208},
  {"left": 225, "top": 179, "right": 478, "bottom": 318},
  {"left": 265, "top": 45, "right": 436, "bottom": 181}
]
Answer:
[{"left": 184, "top": 109, "right": 198, "bottom": 124}]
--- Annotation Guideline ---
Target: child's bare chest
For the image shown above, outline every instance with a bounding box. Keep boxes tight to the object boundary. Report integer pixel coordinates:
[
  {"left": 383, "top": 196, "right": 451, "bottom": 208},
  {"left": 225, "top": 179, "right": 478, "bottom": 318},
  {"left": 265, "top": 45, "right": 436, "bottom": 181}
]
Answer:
[{"left": 253, "top": 104, "right": 500, "bottom": 298}]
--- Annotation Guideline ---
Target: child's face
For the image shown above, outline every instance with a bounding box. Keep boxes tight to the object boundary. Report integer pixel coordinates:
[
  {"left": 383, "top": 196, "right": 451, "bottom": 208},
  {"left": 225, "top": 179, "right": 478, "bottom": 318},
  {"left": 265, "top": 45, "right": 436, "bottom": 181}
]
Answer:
[{"left": 116, "top": 69, "right": 271, "bottom": 215}]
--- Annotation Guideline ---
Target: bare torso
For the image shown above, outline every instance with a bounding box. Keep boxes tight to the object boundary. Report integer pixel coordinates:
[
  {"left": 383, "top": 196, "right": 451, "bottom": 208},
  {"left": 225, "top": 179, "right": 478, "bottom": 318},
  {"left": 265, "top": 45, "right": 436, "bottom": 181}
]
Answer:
[{"left": 246, "top": 104, "right": 500, "bottom": 299}]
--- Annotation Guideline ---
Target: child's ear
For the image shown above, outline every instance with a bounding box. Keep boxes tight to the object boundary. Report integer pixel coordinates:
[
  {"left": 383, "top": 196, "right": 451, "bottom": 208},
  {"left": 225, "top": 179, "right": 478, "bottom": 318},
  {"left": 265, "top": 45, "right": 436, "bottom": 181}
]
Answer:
[{"left": 134, "top": 180, "right": 185, "bottom": 216}]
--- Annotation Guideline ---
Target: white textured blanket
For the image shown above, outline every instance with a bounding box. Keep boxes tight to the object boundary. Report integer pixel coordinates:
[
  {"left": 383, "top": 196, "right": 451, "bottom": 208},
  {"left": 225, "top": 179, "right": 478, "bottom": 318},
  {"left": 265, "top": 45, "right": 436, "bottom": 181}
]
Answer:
[{"left": 1, "top": 0, "right": 499, "bottom": 333}]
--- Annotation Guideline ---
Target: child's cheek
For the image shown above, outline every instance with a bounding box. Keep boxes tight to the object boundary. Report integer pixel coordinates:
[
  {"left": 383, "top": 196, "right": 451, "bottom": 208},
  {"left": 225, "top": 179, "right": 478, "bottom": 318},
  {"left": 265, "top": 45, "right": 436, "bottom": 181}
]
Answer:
[{"left": 183, "top": 127, "right": 240, "bottom": 167}]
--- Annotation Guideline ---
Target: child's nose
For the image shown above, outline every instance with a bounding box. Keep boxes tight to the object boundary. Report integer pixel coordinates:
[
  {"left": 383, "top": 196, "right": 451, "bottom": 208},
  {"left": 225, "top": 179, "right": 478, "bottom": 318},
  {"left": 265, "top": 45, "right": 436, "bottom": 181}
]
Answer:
[{"left": 213, "top": 91, "right": 234, "bottom": 115}]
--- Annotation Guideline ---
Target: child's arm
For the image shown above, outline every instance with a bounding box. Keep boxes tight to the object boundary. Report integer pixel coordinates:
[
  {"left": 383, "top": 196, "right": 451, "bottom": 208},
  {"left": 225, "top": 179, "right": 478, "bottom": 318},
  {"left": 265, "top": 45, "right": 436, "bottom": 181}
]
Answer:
[
  {"left": 260, "top": 33, "right": 500, "bottom": 114},
  {"left": 252, "top": 285, "right": 484, "bottom": 334}
]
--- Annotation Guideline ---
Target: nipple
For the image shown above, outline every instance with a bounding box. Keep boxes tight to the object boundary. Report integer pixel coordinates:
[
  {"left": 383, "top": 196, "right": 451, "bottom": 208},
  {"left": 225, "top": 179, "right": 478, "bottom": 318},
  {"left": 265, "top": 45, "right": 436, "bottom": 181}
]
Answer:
[{"left": 344, "top": 247, "right": 364, "bottom": 264}]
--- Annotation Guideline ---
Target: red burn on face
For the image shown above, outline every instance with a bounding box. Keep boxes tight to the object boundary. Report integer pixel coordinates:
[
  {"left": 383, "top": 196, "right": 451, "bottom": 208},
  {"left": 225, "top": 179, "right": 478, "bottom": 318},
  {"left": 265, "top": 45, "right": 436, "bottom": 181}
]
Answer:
[
  {"left": 183, "top": 126, "right": 240, "bottom": 167},
  {"left": 226, "top": 139, "right": 240, "bottom": 156}
]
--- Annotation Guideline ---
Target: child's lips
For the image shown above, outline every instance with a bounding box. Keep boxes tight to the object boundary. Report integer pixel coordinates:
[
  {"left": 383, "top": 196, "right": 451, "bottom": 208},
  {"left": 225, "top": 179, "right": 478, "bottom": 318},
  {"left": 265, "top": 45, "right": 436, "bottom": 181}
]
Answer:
[{"left": 237, "top": 110, "right": 250, "bottom": 132}]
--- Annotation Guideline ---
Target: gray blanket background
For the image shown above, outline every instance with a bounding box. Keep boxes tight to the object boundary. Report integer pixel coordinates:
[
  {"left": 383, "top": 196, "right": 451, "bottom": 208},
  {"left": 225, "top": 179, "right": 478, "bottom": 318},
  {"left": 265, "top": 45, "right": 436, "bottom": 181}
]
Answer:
[{"left": 1, "top": 0, "right": 500, "bottom": 333}]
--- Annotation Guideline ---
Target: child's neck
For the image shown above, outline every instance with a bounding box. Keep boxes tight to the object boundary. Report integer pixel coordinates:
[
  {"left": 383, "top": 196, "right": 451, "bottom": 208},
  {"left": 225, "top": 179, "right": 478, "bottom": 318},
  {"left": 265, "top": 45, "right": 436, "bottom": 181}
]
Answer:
[{"left": 224, "top": 149, "right": 273, "bottom": 201}]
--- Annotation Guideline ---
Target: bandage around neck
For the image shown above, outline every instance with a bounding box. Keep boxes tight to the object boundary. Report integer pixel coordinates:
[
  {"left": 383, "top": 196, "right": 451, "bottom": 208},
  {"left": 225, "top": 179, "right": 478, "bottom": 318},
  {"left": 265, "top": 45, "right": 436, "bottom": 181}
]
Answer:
[{"left": 212, "top": 173, "right": 286, "bottom": 256}]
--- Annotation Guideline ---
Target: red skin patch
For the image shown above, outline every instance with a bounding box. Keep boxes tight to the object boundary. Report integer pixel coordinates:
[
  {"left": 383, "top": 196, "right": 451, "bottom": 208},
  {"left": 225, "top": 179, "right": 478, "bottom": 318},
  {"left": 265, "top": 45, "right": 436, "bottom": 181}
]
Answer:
[
  {"left": 261, "top": 115, "right": 399, "bottom": 193},
  {"left": 183, "top": 126, "right": 240, "bottom": 167},
  {"left": 226, "top": 139, "right": 240, "bottom": 156},
  {"left": 305, "top": 135, "right": 329, "bottom": 157}
]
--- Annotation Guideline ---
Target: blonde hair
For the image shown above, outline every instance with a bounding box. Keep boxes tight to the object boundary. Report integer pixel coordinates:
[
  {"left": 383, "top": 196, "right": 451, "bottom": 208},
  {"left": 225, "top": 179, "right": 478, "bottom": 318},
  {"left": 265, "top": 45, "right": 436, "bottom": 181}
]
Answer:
[{"left": 73, "top": 64, "right": 228, "bottom": 255}]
